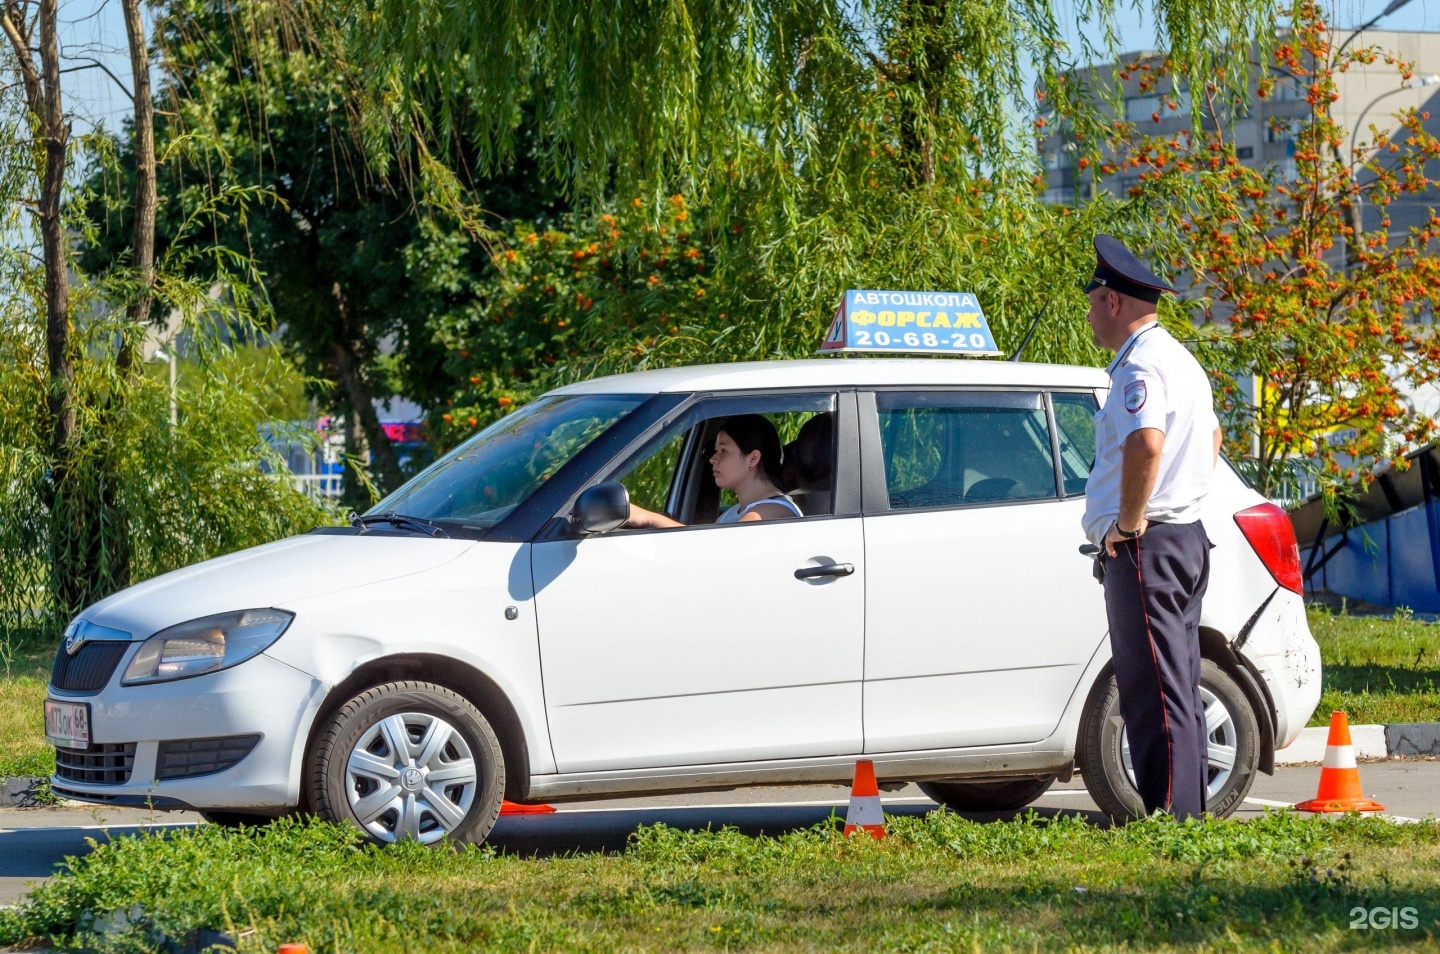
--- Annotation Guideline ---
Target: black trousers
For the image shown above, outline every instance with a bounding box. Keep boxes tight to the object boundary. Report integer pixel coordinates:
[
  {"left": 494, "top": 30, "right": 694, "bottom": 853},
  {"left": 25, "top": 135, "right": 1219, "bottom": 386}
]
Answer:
[{"left": 1102, "top": 520, "right": 1210, "bottom": 819}]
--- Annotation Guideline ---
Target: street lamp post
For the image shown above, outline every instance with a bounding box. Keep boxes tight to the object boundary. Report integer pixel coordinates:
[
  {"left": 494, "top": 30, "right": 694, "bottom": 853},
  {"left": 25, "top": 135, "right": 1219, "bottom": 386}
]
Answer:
[
  {"left": 1340, "top": 73, "right": 1440, "bottom": 272},
  {"left": 152, "top": 348, "right": 177, "bottom": 426},
  {"left": 1351, "top": 72, "right": 1440, "bottom": 149},
  {"left": 1336, "top": 0, "right": 1420, "bottom": 61},
  {"left": 1328, "top": 0, "right": 1426, "bottom": 274}
]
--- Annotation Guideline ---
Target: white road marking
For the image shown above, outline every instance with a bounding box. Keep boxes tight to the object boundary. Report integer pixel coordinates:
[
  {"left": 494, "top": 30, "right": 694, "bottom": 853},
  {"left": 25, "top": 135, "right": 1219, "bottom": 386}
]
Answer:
[
  {"left": 548, "top": 791, "right": 1094, "bottom": 814},
  {"left": 0, "top": 821, "right": 194, "bottom": 836},
  {"left": 0, "top": 790, "right": 1102, "bottom": 832},
  {"left": 3, "top": 790, "right": 1422, "bottom": 833},
  {"left": 1241, "top": 796, "right": 1423, "bottom": 823},
  {"left": 1242, "top": 796, "right": 1295, "bottom": 808}
]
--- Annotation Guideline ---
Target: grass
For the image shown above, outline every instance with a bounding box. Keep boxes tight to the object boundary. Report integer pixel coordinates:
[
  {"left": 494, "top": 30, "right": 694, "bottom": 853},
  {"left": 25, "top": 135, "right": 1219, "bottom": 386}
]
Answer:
[
  {"left": 0, "top": 643, "right": 53, "bottom": 778},
  {"left": 1308, "top": 605, "right": 1440, "bottom": 727},
  {"left": 1, "top": 811, "right": 1438, "bottom": 951},
  {"left": 0, "top": 607, "right": 1435, "bottom": 780}
]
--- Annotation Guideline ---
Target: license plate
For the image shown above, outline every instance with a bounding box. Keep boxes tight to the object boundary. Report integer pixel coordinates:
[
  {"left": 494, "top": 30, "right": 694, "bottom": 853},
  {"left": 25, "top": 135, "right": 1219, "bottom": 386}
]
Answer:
[{"left": 44, "top": 699, "right": 91, "bottom": 750}]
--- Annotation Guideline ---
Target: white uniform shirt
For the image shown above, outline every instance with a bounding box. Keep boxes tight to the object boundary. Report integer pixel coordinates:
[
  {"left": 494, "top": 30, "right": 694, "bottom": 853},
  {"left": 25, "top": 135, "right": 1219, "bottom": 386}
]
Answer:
[{"left": 1082, "top": 322, "right": 1220, "bottom": 546}]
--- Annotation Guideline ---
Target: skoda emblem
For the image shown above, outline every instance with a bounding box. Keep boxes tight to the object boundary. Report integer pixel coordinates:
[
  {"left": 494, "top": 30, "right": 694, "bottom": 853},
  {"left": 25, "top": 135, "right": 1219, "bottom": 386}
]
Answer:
[
  {"left": 64, "top": 622, "right": 86, "bottom": 656},
  {"left": 401, "top": 767, "right": 425, "bottom": 792}
]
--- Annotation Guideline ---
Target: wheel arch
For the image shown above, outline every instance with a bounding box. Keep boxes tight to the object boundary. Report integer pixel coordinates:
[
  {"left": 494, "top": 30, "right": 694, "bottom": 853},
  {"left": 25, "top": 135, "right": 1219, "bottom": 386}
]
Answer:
[
  {"left": 302, "top": 653, "right": 533, "bottom": 805},
  {"left": 1199, "top": 627, "right": 1277, "bottom": 776}
]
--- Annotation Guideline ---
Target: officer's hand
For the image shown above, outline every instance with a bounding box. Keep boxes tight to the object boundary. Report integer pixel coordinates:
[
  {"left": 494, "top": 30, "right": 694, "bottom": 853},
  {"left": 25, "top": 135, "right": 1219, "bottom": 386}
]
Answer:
[{"left": 1104, "top": 518, "right": 1148, "bottom": 557}]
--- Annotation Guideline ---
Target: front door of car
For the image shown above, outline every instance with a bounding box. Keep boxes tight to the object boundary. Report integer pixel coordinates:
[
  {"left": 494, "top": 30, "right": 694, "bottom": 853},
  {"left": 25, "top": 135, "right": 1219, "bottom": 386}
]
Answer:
[
  {"left": 531, "top": 391, "right": 867, "bottom": 773},
  {"left": 859, "top": 388, "right": 1108, "bottom": 753}
]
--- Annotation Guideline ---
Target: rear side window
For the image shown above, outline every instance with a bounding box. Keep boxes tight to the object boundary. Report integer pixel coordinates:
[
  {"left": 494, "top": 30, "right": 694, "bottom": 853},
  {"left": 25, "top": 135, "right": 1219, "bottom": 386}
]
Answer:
[
  {"left": 876, "top": 391, "right": 1058, "bottom": 510},
  {"left": 1051, "top": 391, "right": 1099, "bottom": 496}
]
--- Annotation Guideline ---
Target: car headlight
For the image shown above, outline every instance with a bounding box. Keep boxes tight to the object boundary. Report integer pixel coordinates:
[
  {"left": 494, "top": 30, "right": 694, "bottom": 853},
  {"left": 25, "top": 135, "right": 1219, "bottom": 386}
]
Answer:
[{"left": 122, "top": 609, "right": 294, "bottom": 685}]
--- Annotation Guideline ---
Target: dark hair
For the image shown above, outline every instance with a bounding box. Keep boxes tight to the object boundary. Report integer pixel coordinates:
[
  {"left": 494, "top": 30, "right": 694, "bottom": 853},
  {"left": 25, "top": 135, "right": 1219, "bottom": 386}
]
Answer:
[{"left": 716, "top": 414, "right": 784, "bottom": 485}]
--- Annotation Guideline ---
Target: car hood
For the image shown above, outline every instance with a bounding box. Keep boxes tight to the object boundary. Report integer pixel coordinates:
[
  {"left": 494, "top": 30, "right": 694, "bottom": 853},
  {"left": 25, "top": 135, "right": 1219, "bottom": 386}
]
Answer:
[{"left": 80, "top": 533, "right": 475, "bottom": 639}]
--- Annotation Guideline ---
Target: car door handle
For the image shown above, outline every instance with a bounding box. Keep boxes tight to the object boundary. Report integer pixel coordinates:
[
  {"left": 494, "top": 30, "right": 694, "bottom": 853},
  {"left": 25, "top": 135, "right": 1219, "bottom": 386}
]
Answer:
[{"left": 794, "top": 563, "right": 855, "bottom": 580}]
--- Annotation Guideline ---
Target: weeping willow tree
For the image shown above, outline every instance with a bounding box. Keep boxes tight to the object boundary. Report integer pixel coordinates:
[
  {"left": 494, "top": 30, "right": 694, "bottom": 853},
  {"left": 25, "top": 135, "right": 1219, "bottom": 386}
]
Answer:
[
  {"left": 296, "top": 0, "right": 1278, "bottom": 390},
  {"left": 0, "top": 55, "right": 338, "bottom": 647}
]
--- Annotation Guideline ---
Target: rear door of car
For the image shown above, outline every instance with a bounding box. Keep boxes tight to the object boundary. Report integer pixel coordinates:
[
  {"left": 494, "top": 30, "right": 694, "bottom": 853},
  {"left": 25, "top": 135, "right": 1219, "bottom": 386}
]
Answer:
[{"left": 858, "top": 387, "right": 1108, "bottom": 752}]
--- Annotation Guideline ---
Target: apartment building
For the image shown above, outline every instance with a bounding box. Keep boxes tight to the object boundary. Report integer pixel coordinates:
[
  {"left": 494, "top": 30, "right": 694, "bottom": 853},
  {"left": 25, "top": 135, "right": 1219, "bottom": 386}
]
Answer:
[{"left": 1040, "top": 28, "right": 1440, "bottom": 231}]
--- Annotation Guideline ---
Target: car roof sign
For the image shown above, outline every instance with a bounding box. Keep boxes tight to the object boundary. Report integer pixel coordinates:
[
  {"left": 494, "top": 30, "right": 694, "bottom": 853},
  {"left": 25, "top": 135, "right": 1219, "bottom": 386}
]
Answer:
[{"left": 819, "top": 289, "right": 1003, "bottom": 357}]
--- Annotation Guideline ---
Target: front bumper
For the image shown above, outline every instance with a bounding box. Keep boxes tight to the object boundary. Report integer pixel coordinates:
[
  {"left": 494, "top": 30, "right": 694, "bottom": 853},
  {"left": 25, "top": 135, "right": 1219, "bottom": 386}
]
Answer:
[
  {"left": 48, "top": 652, "right": 324, "bottom": 812},
  {"left": 1240, "top": 588, "right": 1322, "bottom": 748}
]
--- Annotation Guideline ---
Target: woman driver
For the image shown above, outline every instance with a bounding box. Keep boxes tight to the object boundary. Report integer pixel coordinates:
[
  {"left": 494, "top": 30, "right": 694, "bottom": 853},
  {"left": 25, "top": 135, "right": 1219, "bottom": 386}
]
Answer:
[{"left": 626, "top": 414, "right": 802, "bottom": 528}]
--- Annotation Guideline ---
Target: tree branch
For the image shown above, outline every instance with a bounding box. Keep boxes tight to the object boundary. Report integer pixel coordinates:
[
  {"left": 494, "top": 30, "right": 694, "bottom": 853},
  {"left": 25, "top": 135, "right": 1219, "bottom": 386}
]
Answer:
[
  {"left": 118, "top": 0, "right": 155, "bottom": 377},
  {"left": 56, "top": 57, "right": 131, "bottom": 98},
  {"left": 862, "top": 49, "right": 890, "bottom": 81},
  {"left": 0, "top": 2, "right": 42, "bottom": 116}
]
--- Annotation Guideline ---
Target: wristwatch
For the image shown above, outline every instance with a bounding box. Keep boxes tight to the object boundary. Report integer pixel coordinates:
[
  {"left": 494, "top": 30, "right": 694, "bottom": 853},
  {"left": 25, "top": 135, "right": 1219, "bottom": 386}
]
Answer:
[{"left": 1114, "top": 521, "right": 1143, "bottom": 540}]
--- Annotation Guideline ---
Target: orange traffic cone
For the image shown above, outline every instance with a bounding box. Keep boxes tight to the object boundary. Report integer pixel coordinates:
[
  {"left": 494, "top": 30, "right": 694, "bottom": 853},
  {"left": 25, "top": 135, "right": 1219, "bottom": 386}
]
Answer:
[
  {"left": 843, "top": 759, "right": 886, "bottom": 838},
  {"left": 1294, "top": 711, "right": 1386, "bottom": 813},
  {"left": 501, "top": 800, "right": 556, "bottom": 815}
]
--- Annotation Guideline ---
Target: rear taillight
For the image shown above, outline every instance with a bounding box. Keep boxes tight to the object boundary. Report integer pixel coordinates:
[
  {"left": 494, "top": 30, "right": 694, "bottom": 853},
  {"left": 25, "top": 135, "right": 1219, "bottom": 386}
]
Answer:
[{"left": 1233, "top": 503, "right": 1304, "bottom": 594}]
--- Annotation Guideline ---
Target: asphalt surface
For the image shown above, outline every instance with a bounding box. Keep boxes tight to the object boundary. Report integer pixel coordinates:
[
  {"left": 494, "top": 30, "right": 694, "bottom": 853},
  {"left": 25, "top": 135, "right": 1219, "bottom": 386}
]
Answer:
[{"left": 2, "top": 760, "right": 1436, "bottom": 908}]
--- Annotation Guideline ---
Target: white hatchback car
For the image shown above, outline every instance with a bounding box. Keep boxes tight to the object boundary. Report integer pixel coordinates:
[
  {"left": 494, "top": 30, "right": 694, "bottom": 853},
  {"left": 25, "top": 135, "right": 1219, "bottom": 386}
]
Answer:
[{"left": 46, "top": 359, "right": 1321, "bottom": 840}]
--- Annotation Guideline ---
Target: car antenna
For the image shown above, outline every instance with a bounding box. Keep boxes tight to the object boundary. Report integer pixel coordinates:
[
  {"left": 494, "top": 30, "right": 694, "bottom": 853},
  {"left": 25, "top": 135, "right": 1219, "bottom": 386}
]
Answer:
[{"left": 1008, "top": 298, "right": 1051, "bottom": 362}]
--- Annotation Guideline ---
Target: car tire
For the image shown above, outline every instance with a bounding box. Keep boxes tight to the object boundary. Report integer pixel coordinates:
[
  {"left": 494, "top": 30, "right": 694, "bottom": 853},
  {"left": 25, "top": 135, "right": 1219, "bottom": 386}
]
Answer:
[
  {"left": 1077, "top": 658, "right": 1259, "bottom": 823},
  {"left": 918, "top": 775, "right": 1057, "bottom": 812},
  {"left": 308, "top": 681, "right": 505, "bottom": 846}
]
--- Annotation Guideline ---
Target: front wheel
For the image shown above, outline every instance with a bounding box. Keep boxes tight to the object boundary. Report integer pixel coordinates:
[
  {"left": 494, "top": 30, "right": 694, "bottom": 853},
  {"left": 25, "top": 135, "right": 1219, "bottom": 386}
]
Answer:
[
  {"left": 1077, "top": 658, "right": 1259, "bottom": 823},
  {"left": 308, "top": 681, "right": 505, "bottom": 845},
  {"left": 918, "top": 775, "right": 1056, "bottom": 812}
]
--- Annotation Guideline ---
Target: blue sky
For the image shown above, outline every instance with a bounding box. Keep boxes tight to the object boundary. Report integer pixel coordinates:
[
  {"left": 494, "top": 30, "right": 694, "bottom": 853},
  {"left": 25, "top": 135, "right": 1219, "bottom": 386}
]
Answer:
[
  {"left": 55, "top": 0, "right": 1440, "bottom": 134},
  {"left": 1064, "top": 0, "right": 1440, "bottom": 53},
  {"left": 55, "top": 0, "right": 134, "bottom": 132}
]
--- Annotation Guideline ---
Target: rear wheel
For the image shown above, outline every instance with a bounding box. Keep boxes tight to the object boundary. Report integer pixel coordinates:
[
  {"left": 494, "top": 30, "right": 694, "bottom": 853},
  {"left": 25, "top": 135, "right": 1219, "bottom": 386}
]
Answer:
[
  {"left": 1077, "top": 658, "right": 1259, "bottom": 822},
  {"left": 918, "top": 775, "right": 1056, "bottom": 812},
  {"left": 308, "top": 681, "right": 505, "bottom": 845}
]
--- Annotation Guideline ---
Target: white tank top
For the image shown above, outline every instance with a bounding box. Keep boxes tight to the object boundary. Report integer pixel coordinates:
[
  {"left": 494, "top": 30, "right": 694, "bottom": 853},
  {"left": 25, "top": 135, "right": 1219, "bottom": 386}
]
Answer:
[{"left": 717, "top": 494, "right": 802, "bottom": 524}]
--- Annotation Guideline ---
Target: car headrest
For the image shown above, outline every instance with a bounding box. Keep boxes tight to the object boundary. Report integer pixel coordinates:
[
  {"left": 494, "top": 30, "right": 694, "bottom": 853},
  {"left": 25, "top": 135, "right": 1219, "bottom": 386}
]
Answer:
[{"left": 781, "top": 412, "right": 834, "bottom": 490}]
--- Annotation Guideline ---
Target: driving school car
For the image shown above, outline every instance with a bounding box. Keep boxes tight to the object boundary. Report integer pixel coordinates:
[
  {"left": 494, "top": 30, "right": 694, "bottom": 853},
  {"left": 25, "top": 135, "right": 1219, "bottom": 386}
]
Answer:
[{"left": 45, "top": 358, "right": 1321, "bottom": 841}]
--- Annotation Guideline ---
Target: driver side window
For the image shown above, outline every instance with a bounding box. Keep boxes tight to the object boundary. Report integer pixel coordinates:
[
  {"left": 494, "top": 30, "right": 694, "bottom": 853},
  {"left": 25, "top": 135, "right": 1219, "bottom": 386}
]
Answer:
[
  {"left": 606, "top": 393, "right": 838, "bottom": 529},
  {"left": 619, "top": 431, "right": 686, "bottom": 514}
]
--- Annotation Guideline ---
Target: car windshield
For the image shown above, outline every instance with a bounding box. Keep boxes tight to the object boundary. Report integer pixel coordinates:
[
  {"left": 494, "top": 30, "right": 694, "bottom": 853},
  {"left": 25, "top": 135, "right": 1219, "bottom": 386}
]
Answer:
[{"left": 370, "top": 393, "right": 648, "bottom": 530}]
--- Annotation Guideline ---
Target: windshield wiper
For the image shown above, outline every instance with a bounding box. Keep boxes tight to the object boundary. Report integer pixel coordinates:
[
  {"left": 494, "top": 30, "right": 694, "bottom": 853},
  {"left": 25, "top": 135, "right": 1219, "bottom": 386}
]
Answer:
[{"left": 352, "top": 511, "right": 450, "bottom": 538}]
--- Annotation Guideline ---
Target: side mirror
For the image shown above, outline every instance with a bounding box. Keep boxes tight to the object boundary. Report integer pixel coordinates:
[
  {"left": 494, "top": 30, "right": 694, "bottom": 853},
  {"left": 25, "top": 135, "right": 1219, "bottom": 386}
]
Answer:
[{"left": 571, "top": 481, "right": 630, "bottom": 534}]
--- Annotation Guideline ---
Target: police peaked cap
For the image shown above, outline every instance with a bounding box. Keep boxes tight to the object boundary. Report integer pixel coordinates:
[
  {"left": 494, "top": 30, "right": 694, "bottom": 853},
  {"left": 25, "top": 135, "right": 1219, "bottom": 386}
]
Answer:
[{"left": 1083, "top": 234, "right": 1176, "bottom": 304}]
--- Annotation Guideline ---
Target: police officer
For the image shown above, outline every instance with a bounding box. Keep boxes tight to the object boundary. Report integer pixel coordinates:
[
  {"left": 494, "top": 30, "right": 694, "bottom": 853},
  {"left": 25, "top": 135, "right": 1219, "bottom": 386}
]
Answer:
[{"left": 1081, "top": 234, "right": 1222, "bottom": 820}]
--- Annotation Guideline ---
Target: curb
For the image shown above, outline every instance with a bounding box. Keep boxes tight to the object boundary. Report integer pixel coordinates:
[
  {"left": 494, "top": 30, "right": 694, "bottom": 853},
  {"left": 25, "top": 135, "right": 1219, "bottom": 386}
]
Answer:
[
  {"left": 0, "top": 775, "right": 50, "bottom": 809},
  {"left": 1275, "top": 721, "right": 1440, "bottom": 765}
]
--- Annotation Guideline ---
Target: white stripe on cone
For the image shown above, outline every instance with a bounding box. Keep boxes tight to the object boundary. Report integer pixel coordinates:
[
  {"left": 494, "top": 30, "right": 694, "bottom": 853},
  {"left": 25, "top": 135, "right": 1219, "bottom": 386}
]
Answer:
[
  {"left": 845, "top": 794, "right": 884, "bottom": 829},
  {"left": 1323, "top": 745, "right": 1358, "bottom": 770}
]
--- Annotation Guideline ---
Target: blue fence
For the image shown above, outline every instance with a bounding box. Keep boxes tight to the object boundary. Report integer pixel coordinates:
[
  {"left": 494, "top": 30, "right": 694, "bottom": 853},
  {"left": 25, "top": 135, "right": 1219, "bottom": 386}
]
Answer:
[{"left": 1293, "top": 447, "right": 1440, "bottom": 611}]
